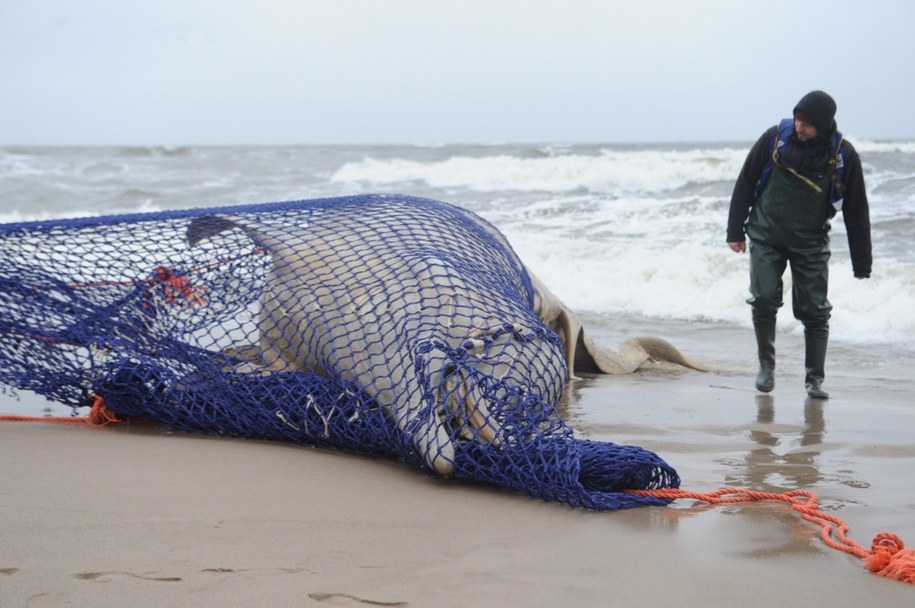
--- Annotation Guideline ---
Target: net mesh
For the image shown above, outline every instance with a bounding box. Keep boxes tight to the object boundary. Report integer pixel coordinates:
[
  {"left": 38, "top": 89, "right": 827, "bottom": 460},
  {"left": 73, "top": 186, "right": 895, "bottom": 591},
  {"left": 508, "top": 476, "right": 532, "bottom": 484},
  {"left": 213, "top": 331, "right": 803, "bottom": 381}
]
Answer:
[{"left": 0, "top": 194, "right": 679, "bottom": 509}]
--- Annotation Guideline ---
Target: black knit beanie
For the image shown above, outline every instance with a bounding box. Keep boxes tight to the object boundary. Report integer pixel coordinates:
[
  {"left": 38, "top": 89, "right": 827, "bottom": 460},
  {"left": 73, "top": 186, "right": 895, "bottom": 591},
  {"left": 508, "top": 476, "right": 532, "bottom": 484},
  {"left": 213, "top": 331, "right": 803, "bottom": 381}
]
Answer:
[{"left": 793, "top": 90, "right": 837, "bottom": 134}]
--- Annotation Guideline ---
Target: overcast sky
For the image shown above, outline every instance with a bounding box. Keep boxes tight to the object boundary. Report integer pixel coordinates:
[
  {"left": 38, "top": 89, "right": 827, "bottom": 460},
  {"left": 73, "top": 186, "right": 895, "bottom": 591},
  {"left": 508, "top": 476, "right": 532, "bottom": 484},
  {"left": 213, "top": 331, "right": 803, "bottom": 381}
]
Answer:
[{"left": 2, "top": 0, "right": 913, "bottom": 145}]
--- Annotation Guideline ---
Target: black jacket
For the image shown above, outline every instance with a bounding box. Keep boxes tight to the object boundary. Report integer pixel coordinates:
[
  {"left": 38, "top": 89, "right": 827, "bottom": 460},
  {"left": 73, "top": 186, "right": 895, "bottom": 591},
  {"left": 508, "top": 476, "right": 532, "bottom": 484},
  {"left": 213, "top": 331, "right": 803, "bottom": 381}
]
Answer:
[{"left": 727, "top": 125, "right": 873, "bottom": 278}]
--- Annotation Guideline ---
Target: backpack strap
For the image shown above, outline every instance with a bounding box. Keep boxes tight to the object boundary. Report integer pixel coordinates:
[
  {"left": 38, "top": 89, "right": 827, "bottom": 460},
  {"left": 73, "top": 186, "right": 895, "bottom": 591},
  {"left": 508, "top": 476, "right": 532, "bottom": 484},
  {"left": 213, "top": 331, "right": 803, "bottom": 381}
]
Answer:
[
  {"left": 772, "top": 137, "right": 826, "bottom": 194},
  {"left": 827, "top": 134, "right": 846, "bottom": 204}
]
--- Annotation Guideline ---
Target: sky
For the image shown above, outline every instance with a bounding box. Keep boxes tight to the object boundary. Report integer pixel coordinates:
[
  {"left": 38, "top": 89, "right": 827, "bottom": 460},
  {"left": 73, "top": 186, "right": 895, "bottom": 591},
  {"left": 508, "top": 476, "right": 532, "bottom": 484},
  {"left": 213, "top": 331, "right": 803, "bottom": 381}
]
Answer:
[{"left": 1, "top": 0, "right": 913, "bottom": 145}]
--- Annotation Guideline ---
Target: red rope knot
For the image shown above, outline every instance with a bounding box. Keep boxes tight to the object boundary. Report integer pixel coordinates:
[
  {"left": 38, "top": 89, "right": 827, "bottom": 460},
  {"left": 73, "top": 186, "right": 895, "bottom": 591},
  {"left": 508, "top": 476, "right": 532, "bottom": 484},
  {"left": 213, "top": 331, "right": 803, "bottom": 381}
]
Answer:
[
  {"left": 144, "top": 265, "right": 208, "bottom": 310},
  {"left": 865, "top": 532, "right": 915, "bottom": 584},
  {"left": 87, "top": 395, "right": 123, "bottom": 426}
]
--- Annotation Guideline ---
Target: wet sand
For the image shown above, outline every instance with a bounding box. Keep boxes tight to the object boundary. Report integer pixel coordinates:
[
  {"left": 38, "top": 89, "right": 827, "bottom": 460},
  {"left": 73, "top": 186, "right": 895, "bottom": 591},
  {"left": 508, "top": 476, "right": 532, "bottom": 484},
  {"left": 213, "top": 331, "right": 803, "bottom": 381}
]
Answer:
[{"left": 2, "top": 321, "right": 914, "bottom": 606}]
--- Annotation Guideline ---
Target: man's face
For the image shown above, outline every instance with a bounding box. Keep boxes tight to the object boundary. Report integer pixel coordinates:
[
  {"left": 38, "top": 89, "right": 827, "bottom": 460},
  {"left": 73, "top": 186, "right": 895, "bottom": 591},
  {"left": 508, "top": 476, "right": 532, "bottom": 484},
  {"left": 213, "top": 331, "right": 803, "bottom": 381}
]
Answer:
[{"left": 794, "top": 117, "right": 818, "bottom": 141}]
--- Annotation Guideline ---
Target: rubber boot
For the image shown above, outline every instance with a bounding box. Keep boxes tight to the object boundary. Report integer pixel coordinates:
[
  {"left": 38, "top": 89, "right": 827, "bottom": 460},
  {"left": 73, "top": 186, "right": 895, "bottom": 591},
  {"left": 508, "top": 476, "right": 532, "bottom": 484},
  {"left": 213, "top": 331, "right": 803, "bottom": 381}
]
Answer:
[
  {"left": 804, "top": 335, "right": 829, "bottom": 399},
  {"left": 754, "top": 323, "right": 776, "bottom": 393}
]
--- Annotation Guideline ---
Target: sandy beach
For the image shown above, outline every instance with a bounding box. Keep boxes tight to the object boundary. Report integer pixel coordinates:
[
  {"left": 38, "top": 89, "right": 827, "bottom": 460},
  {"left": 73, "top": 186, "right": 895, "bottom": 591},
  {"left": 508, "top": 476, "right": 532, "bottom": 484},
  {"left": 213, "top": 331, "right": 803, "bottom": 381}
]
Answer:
[
  {"left": 3, "top": 319, "right": 914, "bottom": 607},
  {"left": 3, "top": 2, "right": 914, "bottom": 604}
]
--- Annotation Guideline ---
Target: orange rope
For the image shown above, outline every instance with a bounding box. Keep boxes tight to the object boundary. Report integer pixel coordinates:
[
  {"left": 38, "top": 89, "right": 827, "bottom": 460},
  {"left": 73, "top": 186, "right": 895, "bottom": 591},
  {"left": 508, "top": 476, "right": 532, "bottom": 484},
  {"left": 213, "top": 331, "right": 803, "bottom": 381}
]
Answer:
[
  {"left": 67, "top": 248, "right": 267, "bottom": 311},
  {"left": 0, "top": 395, "right": 123, "bottom": 427},
  {"left": 85, "top": 394, "right": 123, "bottom": 425},
  {"left": 68, "top": 247, "right": 266, "bottom": 290},
  {"left": 626, "top": 487, "right": 915, "bottom": 584},
  {"left": 0, "top": 413, "right": 92, "bottom": 424},
  {"left": 2, "top": 248, "right": 270, "bottom": 349}
]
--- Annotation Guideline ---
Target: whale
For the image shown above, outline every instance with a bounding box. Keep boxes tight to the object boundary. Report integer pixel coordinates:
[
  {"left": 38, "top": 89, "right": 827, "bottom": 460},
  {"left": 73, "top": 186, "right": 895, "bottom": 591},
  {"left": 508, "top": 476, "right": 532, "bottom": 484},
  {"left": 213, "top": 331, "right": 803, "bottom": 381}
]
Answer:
[{"left": 186, "top": 195, "right": 706, "bottom": 476}]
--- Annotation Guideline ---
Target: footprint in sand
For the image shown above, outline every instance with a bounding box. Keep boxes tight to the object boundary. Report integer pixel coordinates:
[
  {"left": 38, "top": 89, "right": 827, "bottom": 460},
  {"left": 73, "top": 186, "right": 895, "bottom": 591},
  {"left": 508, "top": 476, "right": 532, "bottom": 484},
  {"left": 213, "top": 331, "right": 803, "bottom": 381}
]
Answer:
[
  {"left": 74, "top": 571, "right": 182, "bottom": 582},
  {"left": 308, "top": 592, "right": 408, "bottom": 606}
]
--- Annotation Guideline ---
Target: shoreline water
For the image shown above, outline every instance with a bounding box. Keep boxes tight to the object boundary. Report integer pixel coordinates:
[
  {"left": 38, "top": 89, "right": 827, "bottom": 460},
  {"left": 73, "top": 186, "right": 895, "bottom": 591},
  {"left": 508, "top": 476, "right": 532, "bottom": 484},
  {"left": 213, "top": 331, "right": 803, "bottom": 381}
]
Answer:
[{"left": 6, "top": 310, "right": 913, "bottom": 417}]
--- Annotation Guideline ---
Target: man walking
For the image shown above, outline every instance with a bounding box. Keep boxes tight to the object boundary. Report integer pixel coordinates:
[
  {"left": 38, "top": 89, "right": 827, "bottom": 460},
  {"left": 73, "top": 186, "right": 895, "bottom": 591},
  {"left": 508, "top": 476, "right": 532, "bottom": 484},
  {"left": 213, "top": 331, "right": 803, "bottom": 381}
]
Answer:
[{"left": 727, "top": 90, "right": 872, "bottom": 399}]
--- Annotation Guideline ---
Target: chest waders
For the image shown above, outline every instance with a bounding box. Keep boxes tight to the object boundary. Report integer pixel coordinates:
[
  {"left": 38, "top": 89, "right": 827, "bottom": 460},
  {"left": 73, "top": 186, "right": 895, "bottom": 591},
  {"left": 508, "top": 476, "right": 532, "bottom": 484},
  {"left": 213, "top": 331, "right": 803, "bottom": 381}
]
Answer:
[{"left": 746, "top": 165, "right": 832, "bottom": 398}]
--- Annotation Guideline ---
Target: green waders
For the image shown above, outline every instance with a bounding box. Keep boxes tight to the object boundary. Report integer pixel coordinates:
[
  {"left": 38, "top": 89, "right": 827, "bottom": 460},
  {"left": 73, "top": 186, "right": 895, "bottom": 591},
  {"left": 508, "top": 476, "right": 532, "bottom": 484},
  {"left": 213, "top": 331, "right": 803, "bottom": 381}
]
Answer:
[{"left": 746, "top": 165, "right": 832, "bottom": 398}]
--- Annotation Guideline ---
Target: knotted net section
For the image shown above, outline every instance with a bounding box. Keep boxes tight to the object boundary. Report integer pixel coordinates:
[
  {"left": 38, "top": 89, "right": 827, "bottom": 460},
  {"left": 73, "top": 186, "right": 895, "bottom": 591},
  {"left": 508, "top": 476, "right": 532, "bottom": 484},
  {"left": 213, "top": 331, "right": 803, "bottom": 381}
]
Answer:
[{"left": 0, "top": 194, "right": 678, "bottom": 509}]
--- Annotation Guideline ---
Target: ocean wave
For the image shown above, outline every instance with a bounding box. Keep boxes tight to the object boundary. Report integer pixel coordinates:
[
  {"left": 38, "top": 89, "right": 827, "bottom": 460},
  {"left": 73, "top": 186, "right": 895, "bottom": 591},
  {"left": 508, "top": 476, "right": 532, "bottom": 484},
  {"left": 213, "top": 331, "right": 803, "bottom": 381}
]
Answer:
[
  {"left": 849, "top": 139, "right": 915, "bottom": 154},
  {"left": 118, "top": 145, "right": 194, "bottom": 157},
  {"left": 0, "top": 209, "right": 96, "bottom": 224},
  {"left": 0, "top": 200, "right": 165, "bottom": 224},
  {"left": 331, "top": 148, "right": 747, "bottom": 194},
  {"left": 506, "top": 230, "right": 915, "bottom": 349},
  {"left": 3, "top": 143, "right": 912, "bottom": 349}
]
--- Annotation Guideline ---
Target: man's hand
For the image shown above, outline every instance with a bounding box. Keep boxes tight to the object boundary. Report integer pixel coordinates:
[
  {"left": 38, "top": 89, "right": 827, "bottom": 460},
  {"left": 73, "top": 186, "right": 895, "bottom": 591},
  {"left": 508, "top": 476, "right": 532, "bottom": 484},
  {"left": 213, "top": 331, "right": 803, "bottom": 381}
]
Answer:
[{"left": 728, "top": 241, "right": 746, "bottom": 253}]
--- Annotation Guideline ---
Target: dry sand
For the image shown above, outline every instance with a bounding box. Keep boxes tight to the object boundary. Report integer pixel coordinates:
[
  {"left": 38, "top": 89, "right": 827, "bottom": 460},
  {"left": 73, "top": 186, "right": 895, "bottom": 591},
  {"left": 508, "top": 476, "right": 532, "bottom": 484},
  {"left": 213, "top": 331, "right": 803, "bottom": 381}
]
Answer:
[{"left": 3, "top": 354, "right": 915, "bottom": 607}]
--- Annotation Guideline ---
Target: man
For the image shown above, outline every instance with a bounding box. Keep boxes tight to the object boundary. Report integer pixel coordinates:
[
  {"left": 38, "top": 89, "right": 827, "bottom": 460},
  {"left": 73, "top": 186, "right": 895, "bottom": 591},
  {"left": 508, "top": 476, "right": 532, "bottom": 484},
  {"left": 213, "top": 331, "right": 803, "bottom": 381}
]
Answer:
[{"left": 727, "top": 90, "right": 872, "bottom": 399}]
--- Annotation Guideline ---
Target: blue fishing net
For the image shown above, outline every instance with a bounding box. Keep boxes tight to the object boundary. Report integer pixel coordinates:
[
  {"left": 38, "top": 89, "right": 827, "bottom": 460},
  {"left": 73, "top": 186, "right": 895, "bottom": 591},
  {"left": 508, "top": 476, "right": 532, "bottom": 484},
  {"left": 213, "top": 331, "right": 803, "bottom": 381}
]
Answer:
[{"left": 0, "top": 194, "right": 678, "bottom": 509}]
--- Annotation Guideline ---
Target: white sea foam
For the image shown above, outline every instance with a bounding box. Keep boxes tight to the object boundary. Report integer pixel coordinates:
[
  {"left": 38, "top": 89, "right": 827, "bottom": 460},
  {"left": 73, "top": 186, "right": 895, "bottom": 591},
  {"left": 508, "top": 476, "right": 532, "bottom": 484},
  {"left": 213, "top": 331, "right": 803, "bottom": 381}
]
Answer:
[
  {"left": 850, "top": 139, "right": 915, "bottom": 154},
  {"left": 507, "top": 227, "right": 915, "bottom": 349},
  {"left": 331, "top": 148, "right": 747, "bottom": 194}
]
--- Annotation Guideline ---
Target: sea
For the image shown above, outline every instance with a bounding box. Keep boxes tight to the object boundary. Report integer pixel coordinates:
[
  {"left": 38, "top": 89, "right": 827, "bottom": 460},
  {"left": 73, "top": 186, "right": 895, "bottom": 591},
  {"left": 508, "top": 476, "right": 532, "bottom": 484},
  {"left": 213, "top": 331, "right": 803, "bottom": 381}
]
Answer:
[{"left": 2, "top": 140, "right": 914, "bottom": 414}]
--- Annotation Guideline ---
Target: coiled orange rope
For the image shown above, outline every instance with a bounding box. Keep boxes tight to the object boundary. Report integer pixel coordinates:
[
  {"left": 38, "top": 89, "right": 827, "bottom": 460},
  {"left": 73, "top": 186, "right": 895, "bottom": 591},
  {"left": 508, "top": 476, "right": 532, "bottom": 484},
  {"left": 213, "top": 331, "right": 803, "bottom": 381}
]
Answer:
[{"left": 626, "top": 487, "right": 915, "bottom": 584}]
